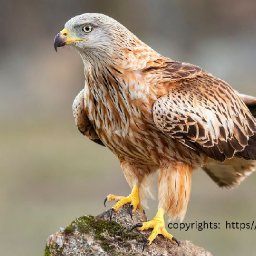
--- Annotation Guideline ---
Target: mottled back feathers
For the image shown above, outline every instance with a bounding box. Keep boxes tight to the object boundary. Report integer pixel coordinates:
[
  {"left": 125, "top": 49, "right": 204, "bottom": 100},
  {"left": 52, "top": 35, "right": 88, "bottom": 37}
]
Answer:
[{"left": 152, "top": 61, "right": 256, "bottom": 162}]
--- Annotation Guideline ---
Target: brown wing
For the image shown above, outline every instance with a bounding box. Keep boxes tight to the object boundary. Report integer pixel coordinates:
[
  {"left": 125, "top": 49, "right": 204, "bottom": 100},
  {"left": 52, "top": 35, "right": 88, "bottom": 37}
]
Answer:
[
  {"left": 73, "top": 90, "right": 105, "bottom": 147},
  {"left": 152, "top": 61, "right": 256, "bottom": 161}
]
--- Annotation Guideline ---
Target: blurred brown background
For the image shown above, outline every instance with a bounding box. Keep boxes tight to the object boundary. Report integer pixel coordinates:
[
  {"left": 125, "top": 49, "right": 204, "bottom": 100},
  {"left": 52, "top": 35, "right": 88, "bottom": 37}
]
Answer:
[{"left": 1, "top": 1, "right": 256, "bottom": 255}]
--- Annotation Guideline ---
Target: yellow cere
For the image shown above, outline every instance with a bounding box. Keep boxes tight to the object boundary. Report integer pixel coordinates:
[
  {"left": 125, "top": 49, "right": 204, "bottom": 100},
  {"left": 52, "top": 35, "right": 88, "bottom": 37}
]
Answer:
[{"left": 60, "top": 28, "right": 84, "bottom": 44}]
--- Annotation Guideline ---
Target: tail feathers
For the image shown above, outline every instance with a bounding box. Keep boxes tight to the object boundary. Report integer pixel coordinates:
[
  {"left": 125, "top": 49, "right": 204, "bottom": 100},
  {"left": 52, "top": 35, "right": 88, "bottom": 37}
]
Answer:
[
  {"left": 238, "top": 92, "right": 256, "bottom": 118},
  {"left": 203, "top": 158, "right": 256, "bottom": 188}
]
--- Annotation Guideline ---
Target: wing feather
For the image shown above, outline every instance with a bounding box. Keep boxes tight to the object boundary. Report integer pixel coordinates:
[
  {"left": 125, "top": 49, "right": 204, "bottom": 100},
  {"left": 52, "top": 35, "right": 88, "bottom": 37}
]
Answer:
[
  {"left": 73, "top": 90, "right": 105, "bottom": 146},
  {"left": 152, "top": 61, "right": 256, "bottom": 161}
]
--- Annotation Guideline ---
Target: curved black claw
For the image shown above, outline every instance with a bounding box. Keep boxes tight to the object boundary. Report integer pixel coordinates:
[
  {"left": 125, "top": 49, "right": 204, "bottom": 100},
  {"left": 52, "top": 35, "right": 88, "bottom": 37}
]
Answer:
[
  {"left": 130, "top": 222, "right": 143, "bottom": 232},
  {"left": 104, "top": 197, "right": 108, "bottom": 207},
  {"left": 172, "top": 236, "right": 180, "bottom": 246},
  {"left": 142, "top": 238, "right": 149, "bottom": 252},
  {"left": 128, "top": 204, "right": 133, "bottom": 219},
  {"left": 108, "top": 208, "right": 114, "bottom": 221}
]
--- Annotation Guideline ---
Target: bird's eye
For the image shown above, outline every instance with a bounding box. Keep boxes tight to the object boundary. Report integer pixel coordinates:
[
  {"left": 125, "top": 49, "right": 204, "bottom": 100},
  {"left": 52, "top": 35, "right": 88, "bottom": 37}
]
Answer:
[{"left": 82, "top": 25, "right": 93, "bottom": 33}]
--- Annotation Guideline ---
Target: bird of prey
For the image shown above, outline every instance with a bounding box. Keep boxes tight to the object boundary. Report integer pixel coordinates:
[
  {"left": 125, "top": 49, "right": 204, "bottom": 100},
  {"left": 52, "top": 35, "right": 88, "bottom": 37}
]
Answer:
[{"left": 54, "top": 13, "right": 256, "bottom": 245}]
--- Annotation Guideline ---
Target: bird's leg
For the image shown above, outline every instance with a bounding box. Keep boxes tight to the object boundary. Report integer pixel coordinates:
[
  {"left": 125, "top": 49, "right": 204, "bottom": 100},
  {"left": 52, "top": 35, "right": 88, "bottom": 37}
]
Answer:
[
  {"left": 133, "top": 163, "right": 191, "bottom": 245},
  {"left": 133, "top": 208, "right": 179, "bottom": 246},
  {"left": 105, "top": 185, "right": 142, "bottom": 212}
]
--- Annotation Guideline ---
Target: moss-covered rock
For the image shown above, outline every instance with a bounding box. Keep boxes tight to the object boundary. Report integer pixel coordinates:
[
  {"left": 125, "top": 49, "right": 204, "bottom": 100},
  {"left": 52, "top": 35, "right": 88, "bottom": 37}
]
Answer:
[{"left": 45, "top": 205, "right": 212, "bottom": 256}]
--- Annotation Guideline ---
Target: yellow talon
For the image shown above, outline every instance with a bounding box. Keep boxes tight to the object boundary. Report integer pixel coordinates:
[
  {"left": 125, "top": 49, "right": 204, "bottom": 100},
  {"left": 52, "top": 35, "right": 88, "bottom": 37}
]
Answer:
[
  {"left": 105, "top": 185, "right": 141, "bottom": 212},
  {"left": 138, "top": 208, "right": 179, "bottom": 245}
]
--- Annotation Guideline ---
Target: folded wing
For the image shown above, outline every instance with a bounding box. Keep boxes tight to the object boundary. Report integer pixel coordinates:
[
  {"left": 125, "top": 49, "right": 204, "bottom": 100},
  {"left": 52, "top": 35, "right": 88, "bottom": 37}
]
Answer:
[
  {"left": 152, "top": 61, "right": 256, "bottom": 161},
  {"left": 73, "top": 89, "right": 105, "bottom": 146}
]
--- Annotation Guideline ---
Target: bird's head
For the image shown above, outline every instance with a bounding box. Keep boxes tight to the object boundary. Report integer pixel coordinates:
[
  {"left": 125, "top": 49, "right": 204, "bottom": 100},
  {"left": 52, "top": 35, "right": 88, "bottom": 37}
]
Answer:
[{"left": 54, "top": 13, "right": 140, "bottom": 64}]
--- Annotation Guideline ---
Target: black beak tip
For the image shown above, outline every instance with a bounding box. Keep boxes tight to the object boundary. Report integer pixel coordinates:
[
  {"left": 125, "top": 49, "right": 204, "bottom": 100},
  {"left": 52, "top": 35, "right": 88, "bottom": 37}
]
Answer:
[{"left": 54, "top": 33, "right": 66, "bottom": 52}]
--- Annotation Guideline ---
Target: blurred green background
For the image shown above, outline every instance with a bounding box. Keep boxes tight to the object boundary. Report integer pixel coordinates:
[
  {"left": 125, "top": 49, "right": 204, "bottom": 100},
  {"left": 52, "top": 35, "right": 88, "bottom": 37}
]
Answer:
[{"left": 1, "top": 1, "right": 256, "bottom": 255}]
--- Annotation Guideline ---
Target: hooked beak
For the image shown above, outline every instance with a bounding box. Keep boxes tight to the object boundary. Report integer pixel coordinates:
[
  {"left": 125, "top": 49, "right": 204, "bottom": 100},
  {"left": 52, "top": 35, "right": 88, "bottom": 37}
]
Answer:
[{"left": 54, "top": 28, "right": 83, "bottom": 52}]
